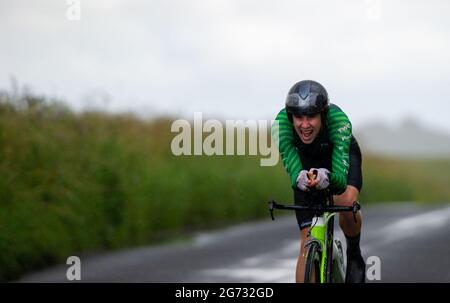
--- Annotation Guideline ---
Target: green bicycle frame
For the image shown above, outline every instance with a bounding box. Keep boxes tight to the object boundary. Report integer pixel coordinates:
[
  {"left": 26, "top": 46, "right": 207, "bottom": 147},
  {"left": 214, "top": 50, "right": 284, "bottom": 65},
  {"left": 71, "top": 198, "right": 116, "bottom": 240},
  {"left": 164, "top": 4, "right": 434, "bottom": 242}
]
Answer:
[
  {"left": 268, "top": 197, "right": 359, "bottom": 283},
  {"left": 309, "top": 212, "right": 338, "bottom": 283}
]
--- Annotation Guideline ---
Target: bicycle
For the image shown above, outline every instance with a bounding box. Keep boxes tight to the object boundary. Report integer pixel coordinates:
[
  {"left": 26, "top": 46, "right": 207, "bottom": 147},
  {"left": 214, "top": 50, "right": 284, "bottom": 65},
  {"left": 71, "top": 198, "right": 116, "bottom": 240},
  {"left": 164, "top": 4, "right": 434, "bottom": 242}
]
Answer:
[{"left": 268, "top": 186, "right": 361, "bottom": 283}]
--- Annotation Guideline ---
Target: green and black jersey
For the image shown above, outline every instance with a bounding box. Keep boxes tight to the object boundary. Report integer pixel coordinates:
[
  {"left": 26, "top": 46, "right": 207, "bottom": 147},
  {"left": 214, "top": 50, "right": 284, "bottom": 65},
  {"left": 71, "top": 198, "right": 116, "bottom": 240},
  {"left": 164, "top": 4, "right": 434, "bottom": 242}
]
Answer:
[{"left": 271, "top": 104, "right": 352, "bottom": 194}]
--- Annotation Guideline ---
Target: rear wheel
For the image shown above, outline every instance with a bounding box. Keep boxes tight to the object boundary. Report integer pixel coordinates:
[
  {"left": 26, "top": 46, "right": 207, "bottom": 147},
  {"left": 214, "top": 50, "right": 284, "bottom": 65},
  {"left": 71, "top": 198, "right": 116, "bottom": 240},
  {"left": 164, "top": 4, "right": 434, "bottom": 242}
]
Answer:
[{"left": 304, "top": 242, "right": 322, "bottom": 283}]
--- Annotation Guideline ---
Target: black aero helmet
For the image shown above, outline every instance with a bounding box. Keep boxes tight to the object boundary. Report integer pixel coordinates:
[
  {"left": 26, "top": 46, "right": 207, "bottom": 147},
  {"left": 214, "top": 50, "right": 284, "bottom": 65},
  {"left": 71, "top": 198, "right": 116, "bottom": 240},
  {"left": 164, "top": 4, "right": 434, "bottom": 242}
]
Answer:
[{"left": 285, "top": 80, "right": 329, "bottom": 116}]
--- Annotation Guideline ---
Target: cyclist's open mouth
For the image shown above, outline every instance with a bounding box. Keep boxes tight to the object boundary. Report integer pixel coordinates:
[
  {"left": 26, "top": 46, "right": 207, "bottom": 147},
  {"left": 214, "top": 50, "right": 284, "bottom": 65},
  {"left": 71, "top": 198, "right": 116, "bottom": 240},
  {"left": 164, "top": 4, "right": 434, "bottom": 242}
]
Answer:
[{"left": 301, "top": 129, "right": 314, "bottom": 140}]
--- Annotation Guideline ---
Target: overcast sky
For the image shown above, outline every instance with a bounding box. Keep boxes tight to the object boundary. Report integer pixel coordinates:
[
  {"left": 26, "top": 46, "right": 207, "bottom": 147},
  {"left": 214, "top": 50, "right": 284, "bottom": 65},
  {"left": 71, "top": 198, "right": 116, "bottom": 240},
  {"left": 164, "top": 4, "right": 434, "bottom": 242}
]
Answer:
[{"left": 1, "top": 0, "right": 450, "bottom": 133}]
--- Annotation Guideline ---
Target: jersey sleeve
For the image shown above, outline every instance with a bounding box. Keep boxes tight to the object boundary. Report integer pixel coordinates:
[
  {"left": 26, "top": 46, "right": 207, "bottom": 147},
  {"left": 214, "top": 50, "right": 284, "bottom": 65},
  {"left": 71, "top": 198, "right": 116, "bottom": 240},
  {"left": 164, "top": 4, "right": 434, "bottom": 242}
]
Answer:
[
  {"left": 271, "top": 109, "right": 303, "bottom": 188},
  {"left": 327, "top": 107, "right": 352, "bottom": 194}
]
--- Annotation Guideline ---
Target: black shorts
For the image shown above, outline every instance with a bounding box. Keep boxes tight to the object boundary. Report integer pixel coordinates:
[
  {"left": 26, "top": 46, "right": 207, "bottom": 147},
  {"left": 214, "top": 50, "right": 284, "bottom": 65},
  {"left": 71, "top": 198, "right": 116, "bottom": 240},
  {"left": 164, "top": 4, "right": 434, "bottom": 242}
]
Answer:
[{"left": 293, "top": 138, "right": 363, "bottom": 230}]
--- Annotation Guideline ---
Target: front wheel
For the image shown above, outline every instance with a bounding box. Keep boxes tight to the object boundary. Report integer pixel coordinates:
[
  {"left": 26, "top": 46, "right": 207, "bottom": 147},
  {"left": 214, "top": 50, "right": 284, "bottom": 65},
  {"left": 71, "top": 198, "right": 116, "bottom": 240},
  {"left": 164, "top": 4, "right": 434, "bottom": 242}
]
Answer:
[{"left": 304, "top": 242, "right": 322, "bottom": 283}]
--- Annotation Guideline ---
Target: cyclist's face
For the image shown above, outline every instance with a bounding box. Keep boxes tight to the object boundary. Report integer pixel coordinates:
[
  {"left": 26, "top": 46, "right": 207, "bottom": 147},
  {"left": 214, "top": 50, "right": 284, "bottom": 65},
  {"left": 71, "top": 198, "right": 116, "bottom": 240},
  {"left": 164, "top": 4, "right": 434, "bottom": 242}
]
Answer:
[{"left": 292, "top": 113, "right": 321, "bottom": 144}]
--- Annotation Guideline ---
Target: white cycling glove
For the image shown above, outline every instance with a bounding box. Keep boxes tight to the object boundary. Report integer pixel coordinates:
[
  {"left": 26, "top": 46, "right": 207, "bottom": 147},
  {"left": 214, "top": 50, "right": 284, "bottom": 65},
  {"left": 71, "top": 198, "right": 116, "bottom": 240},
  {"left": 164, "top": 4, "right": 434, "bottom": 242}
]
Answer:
[
  {"left": 311, "top": 168, "right": 330, "bottom": 190},
  {"left": 296, "top": 170, "right": 310, "bottom": 191}
]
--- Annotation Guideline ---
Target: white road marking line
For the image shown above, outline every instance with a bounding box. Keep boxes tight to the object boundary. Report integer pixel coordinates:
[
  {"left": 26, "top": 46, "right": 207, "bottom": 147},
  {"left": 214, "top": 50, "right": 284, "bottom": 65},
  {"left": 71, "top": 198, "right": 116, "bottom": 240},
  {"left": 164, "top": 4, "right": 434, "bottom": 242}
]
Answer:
[{"left": 377, "top": 205, "right": 450, "bottom": 245}]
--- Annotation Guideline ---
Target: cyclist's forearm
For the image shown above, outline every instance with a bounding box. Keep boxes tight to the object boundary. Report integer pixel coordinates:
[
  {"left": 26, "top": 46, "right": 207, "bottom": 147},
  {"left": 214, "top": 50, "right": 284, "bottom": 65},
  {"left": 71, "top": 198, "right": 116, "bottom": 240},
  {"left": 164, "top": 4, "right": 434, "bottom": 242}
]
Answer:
[
  {"left": 271, "top": 109, "right": 302, "bottom": 187},
  {"left": 330, "top": 171, "right": 347, "bottom": 194},
  {"left": 327, "top": 108, "right": 352, "bottom": 193}
]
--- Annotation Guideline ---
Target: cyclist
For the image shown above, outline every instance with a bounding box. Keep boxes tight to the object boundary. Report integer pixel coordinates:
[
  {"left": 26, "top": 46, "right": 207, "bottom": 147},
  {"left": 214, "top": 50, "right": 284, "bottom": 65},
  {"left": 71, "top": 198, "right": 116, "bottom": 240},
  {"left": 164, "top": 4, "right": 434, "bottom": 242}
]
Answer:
[{"left": 271, "top": 80, "right": 366, "bottom": 283}]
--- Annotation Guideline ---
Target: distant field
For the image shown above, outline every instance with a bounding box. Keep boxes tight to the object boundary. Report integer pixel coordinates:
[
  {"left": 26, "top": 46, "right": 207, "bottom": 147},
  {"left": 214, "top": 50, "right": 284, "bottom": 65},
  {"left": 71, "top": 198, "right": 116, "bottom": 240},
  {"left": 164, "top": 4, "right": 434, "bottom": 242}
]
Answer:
[{"left": 0, "top": 92, "right": 449, "bottom": 281}]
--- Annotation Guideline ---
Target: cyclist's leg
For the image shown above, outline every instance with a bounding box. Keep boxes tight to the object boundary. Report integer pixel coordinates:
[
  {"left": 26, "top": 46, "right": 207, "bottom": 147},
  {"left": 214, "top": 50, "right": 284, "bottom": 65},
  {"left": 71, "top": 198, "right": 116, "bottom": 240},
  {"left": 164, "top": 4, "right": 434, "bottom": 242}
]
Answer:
[
  {"left": 333, "top": 137, "right": 365, "bottom": 283},
  {"left": 296, "top": 227, "right": 311, "bottom": 283},
  {"left": 334, "top": 186, "right": 365, "bottom": 283},
  {"left": 334, "top": 185, "right": 361, "bottom": 236},
  {"left": 334, "top": 136, "right": 363, "bottom": 237},
  {"left": 294, "top": 189, "right": 314, "bottom": 283}
]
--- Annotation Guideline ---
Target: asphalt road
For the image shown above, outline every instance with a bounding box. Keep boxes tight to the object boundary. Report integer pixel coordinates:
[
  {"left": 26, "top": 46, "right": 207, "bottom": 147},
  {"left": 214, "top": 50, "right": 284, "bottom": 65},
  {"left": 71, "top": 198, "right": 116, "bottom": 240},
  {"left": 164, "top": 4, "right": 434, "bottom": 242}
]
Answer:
[{"left": 18, "top": 202, "right": 450, "bottom": 283}]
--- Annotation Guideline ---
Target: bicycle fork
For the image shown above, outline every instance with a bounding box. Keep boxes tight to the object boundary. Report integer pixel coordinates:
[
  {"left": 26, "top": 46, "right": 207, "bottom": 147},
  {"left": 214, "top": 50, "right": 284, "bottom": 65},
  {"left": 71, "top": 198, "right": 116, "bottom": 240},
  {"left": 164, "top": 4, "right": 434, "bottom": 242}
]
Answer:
[{"left": 307, "top": 212, "right": 346, "bottom": 283}]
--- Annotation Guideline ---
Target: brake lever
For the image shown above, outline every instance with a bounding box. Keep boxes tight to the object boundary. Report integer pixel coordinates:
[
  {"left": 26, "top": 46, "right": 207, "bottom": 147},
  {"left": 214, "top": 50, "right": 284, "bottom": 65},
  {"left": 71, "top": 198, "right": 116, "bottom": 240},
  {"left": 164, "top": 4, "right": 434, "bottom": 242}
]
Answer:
[
  {"left": 352, "top": 201, "right": 360, "bottom": 223},
  {"left": 268, "top": 200, "right": 275, "bottom": 221}
]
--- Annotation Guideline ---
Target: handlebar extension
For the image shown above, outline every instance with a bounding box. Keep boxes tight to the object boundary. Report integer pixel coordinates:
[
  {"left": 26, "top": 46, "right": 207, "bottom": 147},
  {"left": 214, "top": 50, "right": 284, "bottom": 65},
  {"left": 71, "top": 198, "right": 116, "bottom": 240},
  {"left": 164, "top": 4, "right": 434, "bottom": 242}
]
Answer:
[{"left": 268, "top": 200, "right": 360, "bottom": 222}]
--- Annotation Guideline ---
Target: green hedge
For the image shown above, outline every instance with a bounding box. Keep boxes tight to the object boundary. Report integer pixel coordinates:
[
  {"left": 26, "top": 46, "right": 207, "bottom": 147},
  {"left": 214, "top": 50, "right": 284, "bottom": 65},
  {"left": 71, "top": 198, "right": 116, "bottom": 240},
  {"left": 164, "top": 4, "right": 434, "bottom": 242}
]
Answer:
[{"left": 0, "top": 93, "right": 449, "bottom": 281}]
